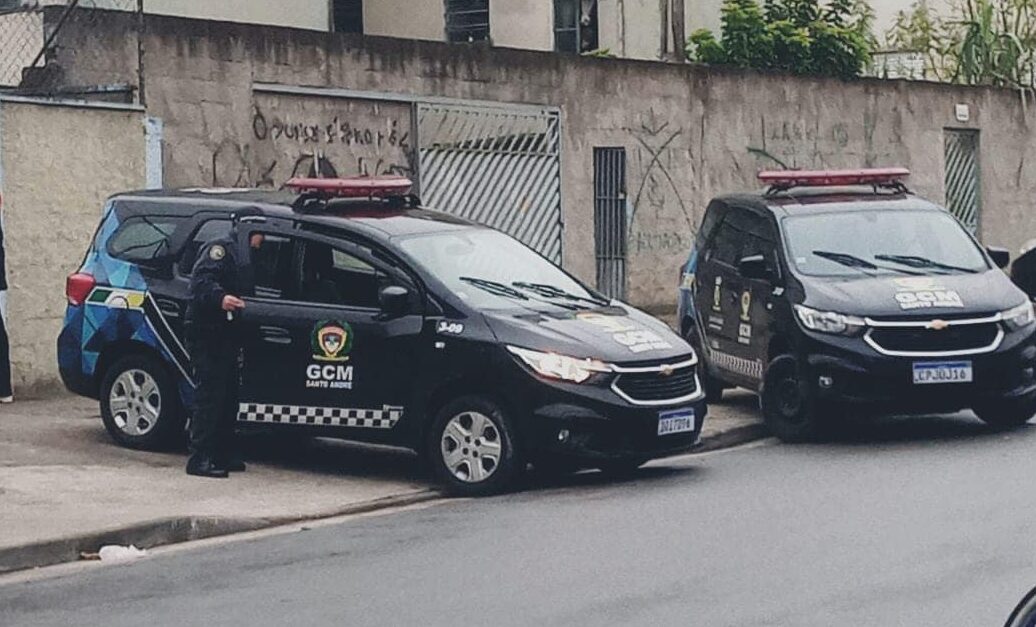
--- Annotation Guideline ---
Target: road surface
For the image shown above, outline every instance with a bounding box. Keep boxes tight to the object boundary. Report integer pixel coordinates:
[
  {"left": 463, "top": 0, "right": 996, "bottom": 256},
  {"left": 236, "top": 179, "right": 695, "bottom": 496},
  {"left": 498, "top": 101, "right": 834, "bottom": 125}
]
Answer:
[{"left": 4, "top": 412, "right": 1036, "bottom": 626}]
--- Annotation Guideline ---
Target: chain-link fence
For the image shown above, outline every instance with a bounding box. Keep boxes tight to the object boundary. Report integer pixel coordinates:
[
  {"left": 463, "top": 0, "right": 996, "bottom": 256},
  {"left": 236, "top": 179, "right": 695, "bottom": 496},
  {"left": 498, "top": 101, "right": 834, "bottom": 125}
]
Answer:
[{"left": 0, "top": 0, "right": 141, "bottom": 99}]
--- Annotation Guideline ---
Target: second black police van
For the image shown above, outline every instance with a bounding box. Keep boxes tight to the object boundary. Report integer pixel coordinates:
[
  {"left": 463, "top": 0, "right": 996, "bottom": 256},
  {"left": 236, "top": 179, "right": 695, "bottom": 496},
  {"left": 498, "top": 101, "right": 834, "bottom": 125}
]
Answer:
[
  {"left": 678, "top": 168, "right": 1036, "bottom": 441},
  {"left": 59, "top": 177, "right": 705, "bottom": 495}
]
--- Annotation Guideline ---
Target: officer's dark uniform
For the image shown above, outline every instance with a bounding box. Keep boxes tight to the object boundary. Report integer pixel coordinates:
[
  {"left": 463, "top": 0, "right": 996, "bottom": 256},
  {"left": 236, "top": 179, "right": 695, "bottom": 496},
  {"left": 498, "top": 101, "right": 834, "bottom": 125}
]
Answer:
[{"left": 185, "top": 233, "right": 245, "bottom": 478}]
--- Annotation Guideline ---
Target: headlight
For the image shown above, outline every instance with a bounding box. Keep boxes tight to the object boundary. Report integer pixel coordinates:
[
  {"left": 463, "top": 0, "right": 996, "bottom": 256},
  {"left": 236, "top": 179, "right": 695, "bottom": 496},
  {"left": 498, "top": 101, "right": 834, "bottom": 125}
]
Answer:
[
  {"left": 1002, "top": 301, "right": 1035, "bottom": 330},
  {"left": 794, "top": 305, "right": 866, "bottom": 336},
  {"left": 507, "top": 346, "right": 612, "bottom": 383}
]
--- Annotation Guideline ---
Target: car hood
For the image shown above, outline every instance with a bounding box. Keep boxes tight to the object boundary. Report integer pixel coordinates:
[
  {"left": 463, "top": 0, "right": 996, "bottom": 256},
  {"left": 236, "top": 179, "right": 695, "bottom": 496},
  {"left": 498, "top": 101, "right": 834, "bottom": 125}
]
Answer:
[
  {"left": 483, "top": 302, "right": 693, "bottom": 364},
  {"left": 803, "top": 270, "right": 1026, "bottom": 317}
]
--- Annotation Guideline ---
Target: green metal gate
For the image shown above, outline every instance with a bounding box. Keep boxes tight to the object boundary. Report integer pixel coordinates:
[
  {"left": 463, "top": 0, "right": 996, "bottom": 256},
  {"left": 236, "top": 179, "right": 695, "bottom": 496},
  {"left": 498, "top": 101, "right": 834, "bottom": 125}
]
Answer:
[{"left": 944, "top": 129, "right": 981, "bottom": 233}]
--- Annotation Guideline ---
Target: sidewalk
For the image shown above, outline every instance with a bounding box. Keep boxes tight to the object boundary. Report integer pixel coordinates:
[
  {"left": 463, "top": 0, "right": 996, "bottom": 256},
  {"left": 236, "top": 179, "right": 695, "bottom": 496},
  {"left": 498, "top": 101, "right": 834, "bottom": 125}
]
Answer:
[{"left": 0, "top": 392, "right": 765, "bottom": 573}]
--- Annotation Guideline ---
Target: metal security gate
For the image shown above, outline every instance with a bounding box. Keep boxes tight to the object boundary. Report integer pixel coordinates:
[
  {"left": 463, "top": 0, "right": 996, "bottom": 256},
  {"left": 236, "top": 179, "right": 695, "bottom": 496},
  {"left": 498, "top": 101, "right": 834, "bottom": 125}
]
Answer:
[
  {"left": 593, "top": 147, "right": 627, "bottom": 299},
  {"left": 944, "top": 129, "right": 981, "bottom": 233},
  {"left": 417, "top": 103, "right": 563, "bottom": 263}
]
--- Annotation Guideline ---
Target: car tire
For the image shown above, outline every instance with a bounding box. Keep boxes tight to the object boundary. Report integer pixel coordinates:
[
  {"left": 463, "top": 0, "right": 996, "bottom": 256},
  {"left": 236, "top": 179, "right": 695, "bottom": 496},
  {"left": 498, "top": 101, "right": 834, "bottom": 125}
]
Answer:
[
  {"left": 761, "top": 354, "right": 825, "bottom": 442},
  {"left": 972, "top": 396, "right": 1036, "bottom": 430},
  {"left": 428, "top": 395, "right": 523, "bottom": 497},
  {"left": 596, "top": 457, "right": 649, "bottom": 476},
  {"left": 100, "top": 354, "right": 185, "bottom": 450}
]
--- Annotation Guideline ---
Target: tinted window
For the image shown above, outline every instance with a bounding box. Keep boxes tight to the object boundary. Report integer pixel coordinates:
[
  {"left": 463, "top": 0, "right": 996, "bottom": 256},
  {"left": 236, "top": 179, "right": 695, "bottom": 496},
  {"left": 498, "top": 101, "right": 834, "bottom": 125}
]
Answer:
[
  {"left": 709, "top": 220, "right": 744, "bottom": 266},
  {"left": 179, "top": 219, "right": 231, "bottom": 275},
  {"left": 783, "top": 209, "right": 989, "bottom": 277},
  {"left": 108, "top": 217, "right": 183, "bottom": 262},
  {"left": 251, "top": 234, "right": 295, "bottom": 299},
  {"left": 398, "top": 229, "right": 595, "bottom": 309},
  {"left": 299, "top": 240, "right": 387, "bottom": 309}
]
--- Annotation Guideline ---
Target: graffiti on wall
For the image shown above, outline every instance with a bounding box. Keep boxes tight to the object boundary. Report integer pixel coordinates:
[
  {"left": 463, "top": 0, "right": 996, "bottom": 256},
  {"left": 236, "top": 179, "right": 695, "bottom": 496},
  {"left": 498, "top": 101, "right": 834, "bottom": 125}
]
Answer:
[
  {"left": 746, "top": 113, "right": 894, "bottom": 169},
  {"left": 627, "top": 109, "right": 697, "bottom": 255},
  {"left": 210, "top": 95, "right": 415, "bottom": 188}
]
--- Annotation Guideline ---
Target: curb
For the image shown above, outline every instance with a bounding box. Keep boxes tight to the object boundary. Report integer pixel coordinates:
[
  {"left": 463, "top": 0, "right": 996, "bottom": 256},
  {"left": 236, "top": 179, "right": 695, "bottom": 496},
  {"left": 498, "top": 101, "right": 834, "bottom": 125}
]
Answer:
[
  {"left": 0, "top": 423, "right": 769, "bottom": 575},
  {"left": 0, "top": 489, "right": 441, "bottom": 575},
  {"left": 694, "top": 423, "right": 771, "bottom": 454}
]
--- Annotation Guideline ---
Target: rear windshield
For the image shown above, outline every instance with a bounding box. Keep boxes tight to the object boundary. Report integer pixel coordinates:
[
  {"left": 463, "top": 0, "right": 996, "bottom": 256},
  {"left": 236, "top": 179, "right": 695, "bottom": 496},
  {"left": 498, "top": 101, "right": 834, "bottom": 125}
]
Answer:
[{"left": 782, "top": 209, "right": 989, "bottom": 277}]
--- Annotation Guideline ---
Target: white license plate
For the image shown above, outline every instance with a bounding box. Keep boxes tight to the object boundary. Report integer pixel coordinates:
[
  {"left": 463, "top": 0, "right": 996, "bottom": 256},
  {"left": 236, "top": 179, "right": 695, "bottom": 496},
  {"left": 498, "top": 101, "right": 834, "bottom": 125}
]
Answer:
[
  {"left": 658, "top": 408, "right": 696, "bottom": 436},
  {"left": 912, "top": 361, "right": 973, "bottom": 385}
]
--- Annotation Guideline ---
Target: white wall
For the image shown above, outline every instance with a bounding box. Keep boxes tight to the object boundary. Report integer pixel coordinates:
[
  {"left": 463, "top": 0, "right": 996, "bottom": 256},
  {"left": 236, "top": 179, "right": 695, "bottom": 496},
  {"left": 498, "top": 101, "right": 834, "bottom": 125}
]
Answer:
[
  {"left": 365, "top": 0, "right": 444, "bottom": 40},
  {"left": 492, "top": 0, "right": 552, "bottom": 50}
]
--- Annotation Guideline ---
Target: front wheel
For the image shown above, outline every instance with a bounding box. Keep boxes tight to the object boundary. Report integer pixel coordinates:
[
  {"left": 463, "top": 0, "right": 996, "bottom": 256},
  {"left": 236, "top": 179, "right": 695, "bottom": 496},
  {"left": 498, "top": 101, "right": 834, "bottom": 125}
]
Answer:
[
  {"left": 761, "top": 354, "right": 825, "bottom": 442},
  {"left": 99, "top": 354, "right": 185, "bottom": 450},
  {"left": 973, "top": 397, "right": 1036, "bottom": 430},
  {"left": 428, "top": 395, "right": 523, "bottom": 497}
]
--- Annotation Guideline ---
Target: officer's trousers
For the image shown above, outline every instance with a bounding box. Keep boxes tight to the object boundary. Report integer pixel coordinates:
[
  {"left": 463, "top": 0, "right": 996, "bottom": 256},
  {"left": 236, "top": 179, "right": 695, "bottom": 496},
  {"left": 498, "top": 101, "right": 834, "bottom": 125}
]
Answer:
[
  {"left": 0, "top": 291, "right": 11, "bottom": 398},
  {"left": 188, "top": 333, "right": 239, "bottom": 460}
]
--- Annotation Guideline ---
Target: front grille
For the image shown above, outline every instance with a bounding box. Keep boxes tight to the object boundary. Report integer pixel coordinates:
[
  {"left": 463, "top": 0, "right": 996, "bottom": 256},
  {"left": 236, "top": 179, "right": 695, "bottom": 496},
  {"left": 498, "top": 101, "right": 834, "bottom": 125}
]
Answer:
[
  {"left": 866, "top": 322, "right": 1001, "bottom": 355},
  {"left": 613, "top": 364, "right": 699, "bottom": 404}
]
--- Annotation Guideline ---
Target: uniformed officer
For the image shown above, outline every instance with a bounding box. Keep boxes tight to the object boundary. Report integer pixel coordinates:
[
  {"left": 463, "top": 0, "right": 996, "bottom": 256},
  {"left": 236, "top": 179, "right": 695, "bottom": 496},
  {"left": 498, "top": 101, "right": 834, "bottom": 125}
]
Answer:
[{"left": 185, "top": 210, "right": 263, "bottom": 478}]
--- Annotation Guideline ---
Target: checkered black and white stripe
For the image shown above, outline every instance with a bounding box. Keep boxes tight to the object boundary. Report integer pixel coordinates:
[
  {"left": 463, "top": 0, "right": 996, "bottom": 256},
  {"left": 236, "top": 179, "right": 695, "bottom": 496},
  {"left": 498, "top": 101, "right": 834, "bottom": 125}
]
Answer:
[
  {"left": 237, "top": 403, "right": 403, "bottom": 429},
  {"left": 708, "top": 350, "right": 764, "bottom": 381}
]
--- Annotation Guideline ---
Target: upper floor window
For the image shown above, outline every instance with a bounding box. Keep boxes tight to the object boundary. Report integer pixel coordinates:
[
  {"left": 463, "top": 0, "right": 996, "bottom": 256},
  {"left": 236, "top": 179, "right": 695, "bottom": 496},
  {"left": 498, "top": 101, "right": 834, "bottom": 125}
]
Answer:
[
  {"left": 554, "top": 0, "right": 598, "bottom": 53},
  {"left": 333, "top": 0, "right": 364, "bottom": 34},
  {"left": 445, "top": 0, "right": 489, "bottom": 43}
]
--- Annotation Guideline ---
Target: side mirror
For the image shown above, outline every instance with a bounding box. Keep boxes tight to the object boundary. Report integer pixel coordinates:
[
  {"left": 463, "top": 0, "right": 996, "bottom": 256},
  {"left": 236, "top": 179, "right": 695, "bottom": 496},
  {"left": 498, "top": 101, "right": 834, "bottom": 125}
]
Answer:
[
  {"left": 738, "top": 254, "right": 770, "bottom": 281},
  {"left": 379, "top": 285, "right": 410, "bottom": 317},
  {"left": 987, "top": 246, "right": 1010, "bottom": 269}
]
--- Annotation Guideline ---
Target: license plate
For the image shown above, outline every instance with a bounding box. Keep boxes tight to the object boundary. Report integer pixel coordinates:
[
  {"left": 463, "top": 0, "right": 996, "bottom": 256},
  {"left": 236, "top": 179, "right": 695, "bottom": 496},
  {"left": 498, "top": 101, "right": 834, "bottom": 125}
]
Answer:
[
  {"left": 658, "top": 408, "right": 696, "bottom": 436},
  {"left": 912, "top": 361, "right": 973, "bottom": 385}
]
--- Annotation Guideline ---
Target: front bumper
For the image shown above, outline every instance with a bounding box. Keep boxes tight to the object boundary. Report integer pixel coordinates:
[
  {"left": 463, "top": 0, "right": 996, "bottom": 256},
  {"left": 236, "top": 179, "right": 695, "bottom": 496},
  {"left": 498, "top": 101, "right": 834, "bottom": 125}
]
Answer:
[
  {"left": 798, "top": 327, "right": 1036, "bottom": 413},
  {"left": 509, "top": 373, "right": 708, "bottom": 463}
]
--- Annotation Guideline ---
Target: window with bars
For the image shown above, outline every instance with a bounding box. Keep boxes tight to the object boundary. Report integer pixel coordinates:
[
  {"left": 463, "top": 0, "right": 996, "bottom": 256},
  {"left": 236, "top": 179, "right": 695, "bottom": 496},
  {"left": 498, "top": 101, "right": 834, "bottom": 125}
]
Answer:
[
  {"left": 445, "top": 0, "right": 489, "bottom": 43},
  {"left": 332, "top": 0, "right": 363, "bottom": 34},
  {"left": 554, "top": 0, "right": 598, "bottom": 53}
]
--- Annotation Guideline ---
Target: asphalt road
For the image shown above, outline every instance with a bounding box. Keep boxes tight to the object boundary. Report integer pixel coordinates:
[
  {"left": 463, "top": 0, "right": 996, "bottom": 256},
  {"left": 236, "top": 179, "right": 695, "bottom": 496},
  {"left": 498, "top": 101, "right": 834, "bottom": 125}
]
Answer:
[{"left": 5, "top": 412, "right": 1036, "bottom": 626}]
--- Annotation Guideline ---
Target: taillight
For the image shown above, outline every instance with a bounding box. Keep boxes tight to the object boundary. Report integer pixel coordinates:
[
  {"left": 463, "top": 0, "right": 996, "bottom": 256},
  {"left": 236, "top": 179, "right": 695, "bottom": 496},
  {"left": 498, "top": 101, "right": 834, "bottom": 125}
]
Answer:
[{"left": 66, "top": 273, "right": 96, "bottom": 305}]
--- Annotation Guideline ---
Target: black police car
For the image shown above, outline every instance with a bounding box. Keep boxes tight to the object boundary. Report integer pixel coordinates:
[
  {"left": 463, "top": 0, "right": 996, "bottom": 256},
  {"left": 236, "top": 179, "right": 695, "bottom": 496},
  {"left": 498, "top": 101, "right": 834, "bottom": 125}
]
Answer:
[
  {"left": 58, "top": 177, "right": 706, "bottom": 495},
  {"left": 678, "top": 168, "right": 1036, "bottom": 441}
]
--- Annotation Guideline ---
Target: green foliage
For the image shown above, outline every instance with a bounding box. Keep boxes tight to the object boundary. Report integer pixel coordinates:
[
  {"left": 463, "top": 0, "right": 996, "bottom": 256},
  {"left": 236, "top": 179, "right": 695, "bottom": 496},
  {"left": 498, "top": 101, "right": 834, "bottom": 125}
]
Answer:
[
  {"left": 886, "top": 0, "right": 1036, "bottom": 88},
  {"left": 686, "top": 0, "right": 874, "bottom": 79}
]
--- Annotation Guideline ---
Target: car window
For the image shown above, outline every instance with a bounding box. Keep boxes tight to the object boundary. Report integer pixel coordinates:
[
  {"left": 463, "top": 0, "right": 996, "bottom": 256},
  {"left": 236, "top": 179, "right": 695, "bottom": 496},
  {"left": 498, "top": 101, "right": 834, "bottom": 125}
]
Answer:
[
  {"left": 108, "top": 217, "right": 184, "bottom": 262},
  {"left": 251, "top": 234, "right": 295, "bottom": 299},
  {"left": 708, "top": 219, "right": 744, "bottom": 267},
  {"left": 178, "top": 219, "right": 231, "bottom": 275},
  {"left": 300, "top": 240, "right": 387, "bottom": 309}
]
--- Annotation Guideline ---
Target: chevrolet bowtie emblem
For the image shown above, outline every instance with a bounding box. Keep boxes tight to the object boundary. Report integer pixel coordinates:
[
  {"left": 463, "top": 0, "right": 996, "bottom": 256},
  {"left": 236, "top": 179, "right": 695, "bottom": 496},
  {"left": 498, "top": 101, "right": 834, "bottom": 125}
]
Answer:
[
  {"left": 660, "top": 364, "right": 675, "bottom": 376},
  {"left": 927, "top": 319, "right": 950, "bottom": 330}
]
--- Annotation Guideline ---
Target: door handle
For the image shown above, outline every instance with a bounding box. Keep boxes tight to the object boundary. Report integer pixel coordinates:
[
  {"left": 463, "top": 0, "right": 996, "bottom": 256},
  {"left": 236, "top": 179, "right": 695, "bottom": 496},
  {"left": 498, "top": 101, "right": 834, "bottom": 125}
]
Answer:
[
  {"left": 154, "top": 297, "right": 181, "bottom": 318},
  {"left": 259, "top": 325, "right": 292, "bottom": 345}
]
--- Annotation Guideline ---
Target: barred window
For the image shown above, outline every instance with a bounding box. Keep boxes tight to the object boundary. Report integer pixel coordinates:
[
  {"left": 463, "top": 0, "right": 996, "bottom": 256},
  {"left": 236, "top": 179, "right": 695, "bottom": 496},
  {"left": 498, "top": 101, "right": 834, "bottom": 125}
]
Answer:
[
  {"left": 554, "top": 0, "right": 598, "bottom": 53},
  {"left": 445, "top": 0, "right": 489, "bottom": 43}
]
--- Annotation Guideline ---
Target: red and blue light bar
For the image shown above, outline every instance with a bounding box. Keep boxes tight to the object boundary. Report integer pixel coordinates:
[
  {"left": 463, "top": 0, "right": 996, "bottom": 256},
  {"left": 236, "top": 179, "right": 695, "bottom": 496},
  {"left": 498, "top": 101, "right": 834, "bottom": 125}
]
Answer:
[
  {"left": 285, "top": 175, "right": 413, "bottom": 198},
  {"left": 758, "top": 167, "right": 910, "bottom": 189}
]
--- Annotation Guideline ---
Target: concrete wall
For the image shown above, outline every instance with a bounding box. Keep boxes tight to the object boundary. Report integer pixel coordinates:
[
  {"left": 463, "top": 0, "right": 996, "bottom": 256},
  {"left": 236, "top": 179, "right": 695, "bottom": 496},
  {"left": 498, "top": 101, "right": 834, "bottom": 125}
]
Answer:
[
  {"left": 53, "top": 13, "right": 1031, "bottom": 310},
  {"left": 492, "top": 0, "right": 552, "bottom": 51},
  {"left": 365, "top": 0, "right": 443, "bottom": 41},
  {"left": 0, "top": 97, "right": 147, "bottom": 395}
]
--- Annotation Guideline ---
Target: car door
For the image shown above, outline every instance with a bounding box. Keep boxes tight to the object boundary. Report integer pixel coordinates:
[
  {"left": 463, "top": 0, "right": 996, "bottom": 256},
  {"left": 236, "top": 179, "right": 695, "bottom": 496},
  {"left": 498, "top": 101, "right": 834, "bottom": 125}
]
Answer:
[
  {"left": 695, "top": 209, "right": 747, "bottom": 375},
  {"left": 728, "top": 210, "right": 780, "bottom": 388},
  {"left": 235, "top": 223, "right": 426, "bottom": 439}
]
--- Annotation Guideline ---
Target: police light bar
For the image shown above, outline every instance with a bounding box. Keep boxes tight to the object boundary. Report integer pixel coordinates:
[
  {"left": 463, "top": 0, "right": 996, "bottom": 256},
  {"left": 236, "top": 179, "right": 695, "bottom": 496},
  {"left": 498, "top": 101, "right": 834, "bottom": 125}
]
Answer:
[
  {"left": 285, "top": 176, "right": 413, "bottom": 198},
  {"left": 758, "top": 167, "right": 910, "bottom": 189}
]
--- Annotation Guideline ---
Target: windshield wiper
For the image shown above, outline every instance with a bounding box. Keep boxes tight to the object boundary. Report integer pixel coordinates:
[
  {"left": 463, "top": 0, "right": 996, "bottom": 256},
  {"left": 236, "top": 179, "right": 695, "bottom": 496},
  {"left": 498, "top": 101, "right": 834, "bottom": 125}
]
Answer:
[
  {"left": 512, "top": 282, "right": 611, "bottom": 307},
  {"left": 812, "top": 250, "right": 920, "bottom": 276},
  {"left": 459, "top": 277, "right": 529, "bottom": 300},
  {"left": 874, "top": 254, "right": 980, "bottom": 275}
]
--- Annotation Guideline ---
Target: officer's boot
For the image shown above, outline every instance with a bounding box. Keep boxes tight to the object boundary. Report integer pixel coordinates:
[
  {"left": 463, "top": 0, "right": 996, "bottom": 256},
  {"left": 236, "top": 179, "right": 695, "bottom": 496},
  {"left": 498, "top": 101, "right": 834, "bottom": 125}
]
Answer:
[{"left": 186, "top": 454, "right": 229, "bottom": 478}]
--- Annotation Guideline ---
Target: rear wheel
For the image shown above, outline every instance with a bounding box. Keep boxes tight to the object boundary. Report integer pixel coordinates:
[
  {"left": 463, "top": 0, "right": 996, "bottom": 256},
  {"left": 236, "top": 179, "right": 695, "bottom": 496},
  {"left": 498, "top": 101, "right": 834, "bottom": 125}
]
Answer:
[
  {"left": 100, "top": 354, "right": 185, "bottom": 450},
  {"left": 428, "top": 395, "right": 523, "bottom": 497},
  {"left": 973, "top": 396, "right": 1036, "bottom": 430},
  {"left": 686, "top": 331, "right": 726, "bottom": 403},
  {"left": 761, "top": 354, "right": 825, "bottom": 442}
]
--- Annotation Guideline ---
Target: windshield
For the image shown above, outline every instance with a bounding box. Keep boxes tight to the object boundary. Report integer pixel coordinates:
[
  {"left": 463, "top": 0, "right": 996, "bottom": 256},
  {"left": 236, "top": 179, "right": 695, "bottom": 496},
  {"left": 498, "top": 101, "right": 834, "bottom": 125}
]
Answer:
[
  {"left": 782, "top": 209, "right": 989, "bottom": 277},
  {"left": 398, "top": 229, "right": 599, "bottom": 309}
]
